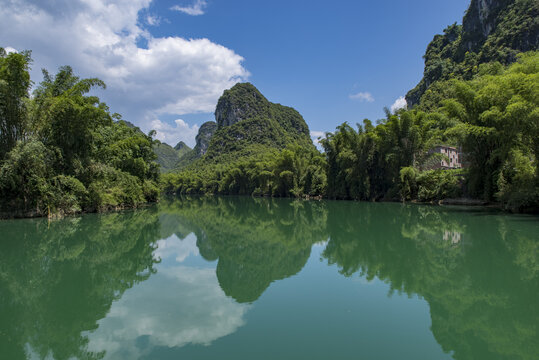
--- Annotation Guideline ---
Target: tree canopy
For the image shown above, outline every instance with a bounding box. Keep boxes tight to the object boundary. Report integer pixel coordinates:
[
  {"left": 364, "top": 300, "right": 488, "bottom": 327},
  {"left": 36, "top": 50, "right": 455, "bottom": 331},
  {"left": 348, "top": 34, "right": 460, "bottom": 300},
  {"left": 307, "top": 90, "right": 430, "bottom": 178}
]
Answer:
[{"left": 0, "top": 50, "right": 159, "bottom": 218}]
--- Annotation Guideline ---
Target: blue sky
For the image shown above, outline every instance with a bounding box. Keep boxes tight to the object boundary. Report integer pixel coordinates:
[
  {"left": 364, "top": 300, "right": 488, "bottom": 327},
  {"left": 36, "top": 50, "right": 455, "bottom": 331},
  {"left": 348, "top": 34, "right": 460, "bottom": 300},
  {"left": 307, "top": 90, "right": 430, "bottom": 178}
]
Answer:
[{"left": 1, "top": 0, "right": 470, "bottom": 146}]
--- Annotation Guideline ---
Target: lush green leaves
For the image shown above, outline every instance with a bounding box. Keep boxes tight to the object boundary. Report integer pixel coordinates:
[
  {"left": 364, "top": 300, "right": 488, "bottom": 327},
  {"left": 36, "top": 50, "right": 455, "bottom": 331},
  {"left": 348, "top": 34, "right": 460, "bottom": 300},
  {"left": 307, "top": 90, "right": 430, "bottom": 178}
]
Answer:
[
  {"left": 0, "top": 54, "right": 159, "bottom": 217},
  {"left": 323, "top": 52, "right": 538, "bottom": 211},
  {"left": 0, "top": 49, "right": 32, "bottom": 158}
]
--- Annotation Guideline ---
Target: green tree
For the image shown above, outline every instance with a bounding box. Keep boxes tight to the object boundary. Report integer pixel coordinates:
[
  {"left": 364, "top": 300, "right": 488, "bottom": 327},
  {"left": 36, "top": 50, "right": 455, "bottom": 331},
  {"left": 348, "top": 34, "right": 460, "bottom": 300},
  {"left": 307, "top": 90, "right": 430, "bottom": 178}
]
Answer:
[{"left": 0, "top": 48, "right": 31, "bottom": 158}]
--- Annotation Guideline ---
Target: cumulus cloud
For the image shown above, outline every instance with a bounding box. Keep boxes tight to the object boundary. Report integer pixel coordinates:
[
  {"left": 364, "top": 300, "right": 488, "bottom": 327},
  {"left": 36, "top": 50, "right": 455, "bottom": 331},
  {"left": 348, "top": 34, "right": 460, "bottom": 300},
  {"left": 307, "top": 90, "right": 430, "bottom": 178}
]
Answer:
[
  {"left": 86, "top": 265, "right": 250, "bottom": 357},
  {"left": 3, "top": 47, "right": 18, "bottom": 54},
  {"left": 0, "top": 0, "right": 248, "bottom": 145},
  {"left": 390, "top": 96, "right": 408, "bottom": 113},
  {"left": 310, "top": 130, "right": 325, "bottom": 147},
  {"left": 349, "top": 92, "right": 374, "bottom": 102},
  {"left": 85, "top": 234, "right": 250, "bottom": 356},
  {"left": 151, "top": 118, "right": 200, "bottom": 147},
  {"left": 153, "top": 233, "right": 200, "bottom": 264},
  {"left": 171, "top": 0, "right": 208, "bottom": 16}
]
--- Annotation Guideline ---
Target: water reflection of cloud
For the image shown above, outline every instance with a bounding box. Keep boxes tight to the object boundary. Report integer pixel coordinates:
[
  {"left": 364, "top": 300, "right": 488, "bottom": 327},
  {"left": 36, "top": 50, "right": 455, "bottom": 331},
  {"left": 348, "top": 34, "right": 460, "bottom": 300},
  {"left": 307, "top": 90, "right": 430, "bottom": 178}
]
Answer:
[
  {"left": 86, "top": 265, "right": 250, "bottom": 358},
  {"left": 153, "top": 233, "right": 200, "bottom": 264}
]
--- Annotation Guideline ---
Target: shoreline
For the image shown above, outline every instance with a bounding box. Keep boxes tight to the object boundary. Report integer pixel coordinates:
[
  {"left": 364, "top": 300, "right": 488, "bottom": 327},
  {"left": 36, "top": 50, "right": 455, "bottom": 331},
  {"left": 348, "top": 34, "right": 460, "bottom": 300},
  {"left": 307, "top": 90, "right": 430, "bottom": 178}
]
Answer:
[
  {"left": 2, "top": 194, "right": 536, "bottom": 220},
  {"left": 0, "top": 201, "right": 159, "bottom": 221}
]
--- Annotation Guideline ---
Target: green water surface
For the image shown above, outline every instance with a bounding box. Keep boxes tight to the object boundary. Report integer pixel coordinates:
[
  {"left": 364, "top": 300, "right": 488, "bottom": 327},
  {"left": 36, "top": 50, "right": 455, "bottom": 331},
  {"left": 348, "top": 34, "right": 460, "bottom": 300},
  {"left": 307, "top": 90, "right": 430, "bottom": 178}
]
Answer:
[{"left": 0, "top": 197, "right": 537, "bottom": 359}]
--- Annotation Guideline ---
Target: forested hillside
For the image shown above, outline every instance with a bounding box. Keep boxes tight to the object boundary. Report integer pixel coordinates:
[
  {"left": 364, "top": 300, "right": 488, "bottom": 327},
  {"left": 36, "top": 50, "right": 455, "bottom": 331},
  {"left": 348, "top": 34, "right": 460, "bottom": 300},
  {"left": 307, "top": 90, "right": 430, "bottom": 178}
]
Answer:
[
  {"left": 1, "top": 0, "right": 537, "bottom": 218},
  {"left": 0, "top": 49, "right": 159, "bottom": 218},
  {"left": 323, "top": 53, "right": 538, "bottom": 211},
  {"left": 153, "top": 141, "right": 191, "bottom": 173},
  {"left": 163, "top": 0, "right": 538, "bottom": 213},
  {"left": 162, "top": 83, "right": 327, "bottom": 197},
  {"left": 406, "top": 0, "right": 538, "bottom": 106}
]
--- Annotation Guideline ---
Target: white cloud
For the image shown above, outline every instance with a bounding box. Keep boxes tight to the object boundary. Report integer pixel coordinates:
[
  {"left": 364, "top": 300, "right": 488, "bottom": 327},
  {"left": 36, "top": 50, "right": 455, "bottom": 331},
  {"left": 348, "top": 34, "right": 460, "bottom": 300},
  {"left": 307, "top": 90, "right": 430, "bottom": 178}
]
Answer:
[
  {"left": 85, "top": 233, "right": 250, "bottom": 356},
  {"left": 390, "top": 96, "right": 408, "bottom": 113},
  {"left": 4, "top": 47, "right": 18, "bottom": 54},
  {"left": 349, "top": 92, "right": 374, "bottom": 102},
  {"left": 171, "top": 0, "right": 208, "bottom": 16},
  {"left": 0, "top": 0, "right": 249, "bottom": 146},
  {"left": 86, "top": 265, "right": 250, "bottom": 357},
  {"left": 146, "top": 14, "right": 161, "bottom": 26},
  {"left": 154, "top": 233, "right": 200, "bottom": 263},
  {"left": 151, "top": 118, "right": 200, "bottom": 147},
  {"left": 310, "top": 130, "right": 326, "bottom": 148}
]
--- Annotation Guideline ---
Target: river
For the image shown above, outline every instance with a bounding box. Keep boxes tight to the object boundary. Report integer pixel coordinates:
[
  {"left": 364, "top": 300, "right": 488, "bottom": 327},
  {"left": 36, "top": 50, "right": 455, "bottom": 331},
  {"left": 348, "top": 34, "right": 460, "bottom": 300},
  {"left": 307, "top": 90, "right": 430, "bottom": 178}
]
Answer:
[{"left": 0, "top": 196, "right": 537, "bottom": 359}]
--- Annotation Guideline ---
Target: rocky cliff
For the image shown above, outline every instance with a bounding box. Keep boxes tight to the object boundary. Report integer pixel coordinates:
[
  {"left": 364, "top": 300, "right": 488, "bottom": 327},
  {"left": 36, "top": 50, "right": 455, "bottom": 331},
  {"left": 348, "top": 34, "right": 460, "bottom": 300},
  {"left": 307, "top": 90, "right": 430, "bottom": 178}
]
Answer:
[
  {"left": 193, "top": 121, "right": 217, "bottom": 156},
  {"left": 406, "top": 0, "right": 538, "bottom": 106},
  {"left": 171, "top": 121, "right": 217, "bottom": 170},
  {"left": 172, "top": 83, "right": 313, "bottom": 169},
  {"left": 205, "top": 83, "right": 312, "bottom": 159},
  {"left": 462, "top": 0, "right": 514, "bottom": 51},
  {"left": 215, "top": 83, "right": 271, "bottom": 128}
]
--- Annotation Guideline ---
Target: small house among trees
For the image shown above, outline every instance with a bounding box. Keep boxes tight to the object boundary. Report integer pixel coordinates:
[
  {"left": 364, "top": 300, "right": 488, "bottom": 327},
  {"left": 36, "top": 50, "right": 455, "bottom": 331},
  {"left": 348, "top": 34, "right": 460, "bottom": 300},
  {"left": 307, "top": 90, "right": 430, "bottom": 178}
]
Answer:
[{"left": 428, "top": 146, "right": 463, "bottom": 170}]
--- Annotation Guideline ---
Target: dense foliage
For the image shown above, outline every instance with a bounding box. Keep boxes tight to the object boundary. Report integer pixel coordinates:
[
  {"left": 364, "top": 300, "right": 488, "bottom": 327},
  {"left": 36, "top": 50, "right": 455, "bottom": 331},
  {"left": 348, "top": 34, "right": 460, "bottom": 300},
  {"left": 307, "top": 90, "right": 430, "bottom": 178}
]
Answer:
[
  {"left": 4, "top": 1, "right": 539, "bottom": 217},
  {"left": 162, "top": 52, "right": 538, "bottom": 212},
  {"left": 406, "top": 0, "right": 538, "bottom": 105},
  {"left": 164, "top": 83, "right": 326, "bottom": 198},
  {"left": 0, "top": 49, "right": 159, "bottom": 217},
  {"left": 153, "top": 140, "right": 192, "bottom": 173},
  {"left": 321, "top": 52, "right": 539, "bottom": 211},
  {"left": 163, "top": 144, "right": 327, "bottom": 198}
]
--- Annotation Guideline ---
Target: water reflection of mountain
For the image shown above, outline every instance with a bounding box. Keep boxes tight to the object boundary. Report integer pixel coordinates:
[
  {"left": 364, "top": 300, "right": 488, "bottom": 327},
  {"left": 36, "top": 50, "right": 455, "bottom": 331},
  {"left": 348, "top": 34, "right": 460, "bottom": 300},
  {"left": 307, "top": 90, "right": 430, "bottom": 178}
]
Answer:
[
  {"left": 322, "top": 202, "right": 539, "bottom": 360},
  {"left": 159, "top": 196, "right": 328, "bottom": 303},
  {"left": 0, "top": 198, "right": 537, "bottom": 360}
]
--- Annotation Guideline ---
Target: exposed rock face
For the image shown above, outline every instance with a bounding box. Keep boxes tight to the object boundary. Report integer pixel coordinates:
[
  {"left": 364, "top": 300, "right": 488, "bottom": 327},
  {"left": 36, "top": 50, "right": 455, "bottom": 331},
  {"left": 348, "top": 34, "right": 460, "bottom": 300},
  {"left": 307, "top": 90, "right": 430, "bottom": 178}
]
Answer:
[
  {"left": 462, "top": 0, "right": 513, "bottom": 51},
  {"left": 406, "top": 0, "right": 538, "bottom": 107},
  {"left": 202, "top": 83, "right": 312, "bottom": 159},
  {"left": 172, "top": 83, "right": 312, "bottom": 168},
  {"left": 193, "top": 121, "right": 217, "bottom": 156},
  {"left": 215, "top": 83, "right": 271, "bottom": 128}
]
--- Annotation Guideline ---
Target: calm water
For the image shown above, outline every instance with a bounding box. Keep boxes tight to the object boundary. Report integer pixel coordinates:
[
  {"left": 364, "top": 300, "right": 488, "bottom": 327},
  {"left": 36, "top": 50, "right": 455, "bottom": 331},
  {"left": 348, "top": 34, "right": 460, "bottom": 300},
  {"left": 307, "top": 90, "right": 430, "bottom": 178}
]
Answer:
[{"left": 0, "top": 197, "right": 538, "bottom": 360}]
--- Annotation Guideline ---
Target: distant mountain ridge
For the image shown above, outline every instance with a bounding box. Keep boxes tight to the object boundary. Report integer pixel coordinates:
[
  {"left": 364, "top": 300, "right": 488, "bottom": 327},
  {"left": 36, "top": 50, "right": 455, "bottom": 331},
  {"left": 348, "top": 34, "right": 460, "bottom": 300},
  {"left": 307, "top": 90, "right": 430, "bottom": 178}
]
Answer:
[
  {"left": 174, "top": 141, "right": 189, "bottom": 151},
  {"left": 406, "top": 0, "right": 538, "bottom": 106},
  {"left": 153, "top": 141, "right": 192, "bottom": 173},
  {"left": 171, "top": 121, "right": 217, "bottom": 170}
]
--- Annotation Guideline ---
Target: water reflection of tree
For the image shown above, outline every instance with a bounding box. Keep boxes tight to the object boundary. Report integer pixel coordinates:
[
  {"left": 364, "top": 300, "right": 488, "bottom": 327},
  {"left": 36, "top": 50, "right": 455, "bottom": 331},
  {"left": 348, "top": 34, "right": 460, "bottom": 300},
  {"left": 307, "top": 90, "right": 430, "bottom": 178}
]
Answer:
[
  {"left": 0, "top": 209, "right": 161, "bottom": 360},
  {"left": 159, "top": 196, "right": 328, "bottom": 303},
  {"left": 322, "top": 202, "right": 538, "bottom": 360},
  {"left": 1, "top": 198, "right": 536, "bottom": 360}
]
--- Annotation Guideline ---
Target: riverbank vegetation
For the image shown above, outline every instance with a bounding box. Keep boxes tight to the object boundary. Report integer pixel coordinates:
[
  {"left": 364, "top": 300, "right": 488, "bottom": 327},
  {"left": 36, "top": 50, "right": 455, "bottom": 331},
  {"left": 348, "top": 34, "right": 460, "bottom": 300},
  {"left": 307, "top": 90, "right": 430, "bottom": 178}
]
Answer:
[
  {"left": 163, "top": 52, "right": 538, "bottom": 212},
  {"left": 0, "top": 49, "right": 159, "bottom": 218},
  {"left": 323, "top": 52, "right": 538, "bottom": 211},
  {"left": 2, "top": 49, "right": 537, "bottom": 217},
  {"left": 161, "top": 144, "right": 327, "bottom": 198}
]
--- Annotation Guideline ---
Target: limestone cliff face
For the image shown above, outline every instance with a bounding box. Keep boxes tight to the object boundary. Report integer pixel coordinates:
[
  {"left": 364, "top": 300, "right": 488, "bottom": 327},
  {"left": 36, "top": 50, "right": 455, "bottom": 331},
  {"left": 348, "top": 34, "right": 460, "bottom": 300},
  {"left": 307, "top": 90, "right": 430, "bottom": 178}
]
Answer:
[
  {"left": 406, "top": 0, "right": 538, "bottom": 107},
  {"left": 193, "top": 121, "right": 217, "bottom": 156},
  {"left": 462, "top": 0, "right": 513, "bottom": 51},
  {"left": 214, "top": 83, "right": 271, "bottom": 128},
  {"left": 173, "top": 83, "right": 312, "bottom": 168},
  {"left": 201, "top": 82, "right": 312, "bottom": 159}
]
